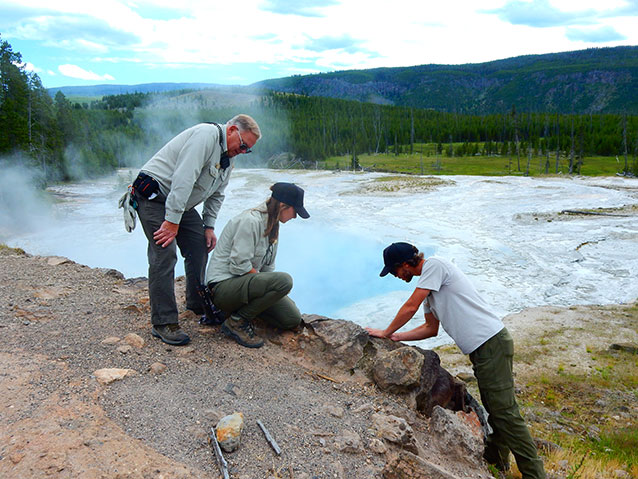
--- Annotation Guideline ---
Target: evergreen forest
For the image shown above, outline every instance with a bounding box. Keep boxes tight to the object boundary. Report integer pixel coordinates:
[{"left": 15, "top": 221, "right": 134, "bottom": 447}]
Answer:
[{"left": 1, "top": 36, "right": 637, "bottom": 184}]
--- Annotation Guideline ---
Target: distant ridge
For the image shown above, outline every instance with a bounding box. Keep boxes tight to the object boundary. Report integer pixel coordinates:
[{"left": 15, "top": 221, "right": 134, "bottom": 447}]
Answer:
[
  {"left": 47, "top": 82, "right": 228, "bottom": 97},
  {"left": 48, "top": 47, "right": 638, "bottom": 114},
  {"left": 255, "top": 46, "right": 638, "bottom": 114}
]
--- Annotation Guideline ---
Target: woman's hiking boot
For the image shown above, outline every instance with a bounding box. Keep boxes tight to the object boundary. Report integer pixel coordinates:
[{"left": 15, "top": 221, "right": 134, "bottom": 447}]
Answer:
[{"left": 221, "top": 315, "right": 264, "bottom": 348}]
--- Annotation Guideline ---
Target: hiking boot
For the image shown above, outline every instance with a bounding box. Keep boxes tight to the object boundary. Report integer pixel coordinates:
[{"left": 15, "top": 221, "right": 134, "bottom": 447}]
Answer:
[
  {"left": 152, "top": 323, "right": 191, "bottom": 346},
  {"left": 484, "top": 449, "right": 510, "bottom": 473},
  {"left": 221, "top": 315, "right": 264, "bottom": 348}
]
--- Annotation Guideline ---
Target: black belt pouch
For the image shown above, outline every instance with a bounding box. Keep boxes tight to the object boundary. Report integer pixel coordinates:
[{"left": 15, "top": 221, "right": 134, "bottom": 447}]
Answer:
[{"left": 132, "top": 172, "right": 160, "bottom": 199}]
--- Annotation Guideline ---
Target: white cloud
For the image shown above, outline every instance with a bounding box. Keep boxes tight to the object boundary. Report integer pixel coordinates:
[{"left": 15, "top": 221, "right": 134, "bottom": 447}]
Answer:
[
  {"left": 2, "top": 0, "right": 638, "bottom": 85},
  {"left": 24, "top": 62, "right": 41, "bottom": 73},
  {"left": 58, "top": 64, "right": 115, "bottom": 81},
  {"left": 13, "top": 61, "right": 42, "bottom": 73},
  {"left": 76, "top": 39, "right": 110, "bottom": 53}
]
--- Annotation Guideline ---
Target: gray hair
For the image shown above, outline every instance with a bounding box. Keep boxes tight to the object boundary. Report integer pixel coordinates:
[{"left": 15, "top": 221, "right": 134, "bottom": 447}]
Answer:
[{"left": 228, "top": 114, "right": 262, "bottom": 140}]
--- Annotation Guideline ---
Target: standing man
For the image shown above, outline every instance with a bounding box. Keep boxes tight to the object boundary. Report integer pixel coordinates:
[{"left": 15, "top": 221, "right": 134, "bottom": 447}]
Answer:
[
  {"left": 366, "top": 242, "right": 545, "bottom": 479},
  {"left": 134, "top": 114, "right": 261, "bottom": 346}
]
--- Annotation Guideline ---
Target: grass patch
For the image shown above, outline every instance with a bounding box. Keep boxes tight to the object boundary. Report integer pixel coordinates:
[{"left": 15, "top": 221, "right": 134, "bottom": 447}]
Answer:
[
  {"left": 589, "top": 428, "right": 638, "bottom": 468},
  {"left": 65, "top": 95, "right": 103, "bottom": 104},
  {"left": 0, "top": 243, "right": 26, "bottom": 255},
  {"left": 322, "top": 147, "right": 630, "bottom": 176},
  {"left": 516, "top": 345, "right": 638, "bottom": 477}
]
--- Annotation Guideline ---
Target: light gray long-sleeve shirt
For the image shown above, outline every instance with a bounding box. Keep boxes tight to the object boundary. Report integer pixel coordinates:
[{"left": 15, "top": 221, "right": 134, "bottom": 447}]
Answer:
[
  {"left": 140, "top": 122, "right": 231, "bottom": 228},
  {"left": 205, "top": 202, "right": 277, "bottom": 284}
]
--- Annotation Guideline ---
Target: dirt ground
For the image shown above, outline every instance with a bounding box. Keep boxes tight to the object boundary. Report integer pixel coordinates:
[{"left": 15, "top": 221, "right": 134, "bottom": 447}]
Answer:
[{"left": 1, "top": 246, "right": 636, "bottom": 479}]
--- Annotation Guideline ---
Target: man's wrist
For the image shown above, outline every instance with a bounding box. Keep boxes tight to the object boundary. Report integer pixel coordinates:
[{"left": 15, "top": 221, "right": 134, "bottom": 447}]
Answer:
[{"left": 204, "top": 226, "right": 214, "bottom": 230}]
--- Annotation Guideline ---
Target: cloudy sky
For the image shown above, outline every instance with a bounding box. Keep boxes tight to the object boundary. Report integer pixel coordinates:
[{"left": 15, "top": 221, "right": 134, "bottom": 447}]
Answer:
[{"left": 1, "top": 0, "right": 637, "bottom": 88}]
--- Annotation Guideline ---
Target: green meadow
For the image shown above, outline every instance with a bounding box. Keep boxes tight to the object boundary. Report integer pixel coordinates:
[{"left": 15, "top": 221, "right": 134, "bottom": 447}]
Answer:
[{"left": 323, "top": 143, "right": 633, "bottom": 177}]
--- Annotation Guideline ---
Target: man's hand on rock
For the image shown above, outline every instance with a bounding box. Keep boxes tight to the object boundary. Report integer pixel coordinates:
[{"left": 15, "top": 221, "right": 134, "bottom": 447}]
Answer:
[
  {"left": 365, "top": 327, "right": 391, "bottom": 339},
  {"left": 154, "top": 221, "right": 179, "bottom": 248}
]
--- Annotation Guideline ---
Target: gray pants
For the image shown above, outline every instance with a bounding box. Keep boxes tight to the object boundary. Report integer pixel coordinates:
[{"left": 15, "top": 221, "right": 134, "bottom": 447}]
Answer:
[
  {"left": 136, "top": 194, "right": 207, "bottom": 326},
  {"left": 211, "top": 272, "right": 302, "bottom": 330},
  {"left": 470, "top": 328, "right": 546, "bottom": 479}
]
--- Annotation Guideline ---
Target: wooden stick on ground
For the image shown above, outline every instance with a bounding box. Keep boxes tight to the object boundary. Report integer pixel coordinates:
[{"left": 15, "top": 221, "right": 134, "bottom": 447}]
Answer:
[
  {"left": 257, "top": 419, "right": 282, "bottom": 456},
  {"left": 209, "top": 428, "right": 230, "bottom": 479},
  {"left": 304, "top": 370, "right": 340, "bottom": 383}
]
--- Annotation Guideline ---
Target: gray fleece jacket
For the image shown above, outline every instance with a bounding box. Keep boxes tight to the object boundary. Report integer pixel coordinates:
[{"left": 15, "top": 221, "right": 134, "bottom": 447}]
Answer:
[
  {"left": 205, "top": 202, "right": 277, "bottom": 284},
  {"left": 140, "top": 122, "right": 231, "bottom": 228}
]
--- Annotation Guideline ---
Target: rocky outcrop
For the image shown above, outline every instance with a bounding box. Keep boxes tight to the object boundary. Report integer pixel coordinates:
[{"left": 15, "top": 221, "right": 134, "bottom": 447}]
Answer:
[
  {"left": 299, "top": 315, "right": 469, "bottom": 416},
  {"left": 268, "top": 315, "right": 493, "bottom": 478}
]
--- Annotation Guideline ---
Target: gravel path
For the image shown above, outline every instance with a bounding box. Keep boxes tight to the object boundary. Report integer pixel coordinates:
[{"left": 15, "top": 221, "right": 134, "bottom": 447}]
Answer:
[{"left": 0, "top": 248, "right": 430, "bottom": 479}]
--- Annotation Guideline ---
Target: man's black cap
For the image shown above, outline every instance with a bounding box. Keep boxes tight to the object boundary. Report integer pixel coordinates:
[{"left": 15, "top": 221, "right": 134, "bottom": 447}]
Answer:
[
  {"left": 380, "top": 242, "right": 417, "bottom": 277},
  {"left": 271, "top": 182, "right": 310, "bottom": 219}
]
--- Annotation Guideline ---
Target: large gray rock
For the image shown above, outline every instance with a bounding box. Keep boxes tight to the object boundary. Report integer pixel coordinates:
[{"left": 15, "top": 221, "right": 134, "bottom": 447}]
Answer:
[
  {"left": 429, "top": 406, "right": 485, "bottom": 468},
  {"left": 371, "top": 413, "right": 419, "bottom": 455},
  {"left": 373, "top": 347, "right": 424, "bottom": 393},
  {"left": 304, "top": 316, "right": 370, "bottom": 370}
]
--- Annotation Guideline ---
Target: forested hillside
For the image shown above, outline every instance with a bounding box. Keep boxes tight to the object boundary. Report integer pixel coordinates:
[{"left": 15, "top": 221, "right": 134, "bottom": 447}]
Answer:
[
  {"left": 0, "top": 36, "right": 145, "bottom": 182},
  {"left": 1, "top": 36, "right": 637, "bottom": 182},
  {"left": 258, "top": 47, "right": 638, "bottom": 115}
]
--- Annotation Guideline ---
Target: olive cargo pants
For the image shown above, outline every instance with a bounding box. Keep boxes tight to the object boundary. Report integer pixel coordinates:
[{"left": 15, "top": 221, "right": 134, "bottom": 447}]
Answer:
[
  {"left": 210, "top": 272, "right": 302, "bottom": 330},
  {"left": 470, "top": 328, "right": 546, "bottom": 479}
]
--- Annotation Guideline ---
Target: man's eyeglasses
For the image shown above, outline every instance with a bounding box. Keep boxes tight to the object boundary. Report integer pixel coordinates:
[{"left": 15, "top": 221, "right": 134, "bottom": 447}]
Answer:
[{"left": 236, "top": 130, "right": 252, "bottom": 154}]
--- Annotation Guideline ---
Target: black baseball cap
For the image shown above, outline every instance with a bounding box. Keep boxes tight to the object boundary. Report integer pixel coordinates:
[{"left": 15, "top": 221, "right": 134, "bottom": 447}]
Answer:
[
  {"left": 380, "top": 242, "right": 417, "bottom": 277},
  {"left": 271, "top": 182, "right": 310, "bottom": 219}
]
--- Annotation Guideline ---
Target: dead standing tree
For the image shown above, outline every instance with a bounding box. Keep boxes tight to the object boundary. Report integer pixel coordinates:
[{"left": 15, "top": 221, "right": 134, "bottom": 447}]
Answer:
[
  {"left": 555, "top": 113, "right": 561, "bottom": 174},
  {"left": 569, "top": 117, "right": 575, "bottom": 174},
  {"left": 622, "top": 113, "right": 629, "bottom": 175},
  {"left": 511, "top": 105, "right": 521, "bottom": 172}
]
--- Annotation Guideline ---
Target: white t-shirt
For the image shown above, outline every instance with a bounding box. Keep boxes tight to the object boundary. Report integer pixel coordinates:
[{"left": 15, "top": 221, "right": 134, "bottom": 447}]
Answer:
[{"left": 416, "top": 257, "right": 504, "bottom": 354}]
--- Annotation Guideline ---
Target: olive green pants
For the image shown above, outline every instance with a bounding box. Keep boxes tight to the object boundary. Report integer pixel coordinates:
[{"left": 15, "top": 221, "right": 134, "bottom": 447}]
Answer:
[
  {"left": 469, "top": 328, "right": 546, "bottom": 479},
  {"left": 210, "top": 272, "right": 302, "bottom": 330}
]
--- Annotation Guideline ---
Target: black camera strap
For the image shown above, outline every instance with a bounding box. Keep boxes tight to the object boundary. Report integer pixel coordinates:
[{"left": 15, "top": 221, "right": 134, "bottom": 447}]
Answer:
[{"left": 208, "top": 122, "right": 229, "bottom": 170}]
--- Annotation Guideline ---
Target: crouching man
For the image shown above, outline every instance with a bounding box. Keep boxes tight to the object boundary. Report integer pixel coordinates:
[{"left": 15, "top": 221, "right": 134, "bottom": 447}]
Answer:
[{"left": 366, "top": 242, "right": 545, "bottom": 479}]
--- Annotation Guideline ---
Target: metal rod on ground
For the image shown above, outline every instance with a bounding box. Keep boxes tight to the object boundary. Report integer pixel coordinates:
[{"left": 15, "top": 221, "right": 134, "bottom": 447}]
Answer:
[
  {"left": 209, "top": 428, "right": 230, "bottom": 479},
  {"left": 257, "top": 420, "right": 282, "bottom": 455}
]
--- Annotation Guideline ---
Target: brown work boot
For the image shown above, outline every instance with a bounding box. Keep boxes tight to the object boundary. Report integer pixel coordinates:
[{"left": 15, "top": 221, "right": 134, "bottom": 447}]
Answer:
[
  {"left": 221, "top": 314, "right": 264, "bottom": 348},
  {"left": 152, "top": 323, "right": 190, "bottom": 346}
]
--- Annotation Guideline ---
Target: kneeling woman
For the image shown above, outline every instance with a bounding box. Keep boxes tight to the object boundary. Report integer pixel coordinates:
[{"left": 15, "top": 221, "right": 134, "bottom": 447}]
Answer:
[{"left": 205, "top": 182, "right": 309, "bottom": 348}]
